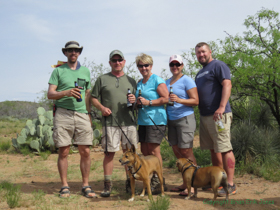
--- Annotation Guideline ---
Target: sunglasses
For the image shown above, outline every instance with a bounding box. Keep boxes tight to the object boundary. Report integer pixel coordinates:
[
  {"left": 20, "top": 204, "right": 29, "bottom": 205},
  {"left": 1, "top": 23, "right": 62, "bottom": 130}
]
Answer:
[
  {"left": 169, "top": 63, "right": 182, "bottom": 67},
  {"left": 66, "top": 48, "right": 81, "bottom": 53},
  {"left": 111, "top": 59, "right": 123, "bottom": 63},
  {"left": 137, "top": 64, "right": 150, "bottom": 68}
]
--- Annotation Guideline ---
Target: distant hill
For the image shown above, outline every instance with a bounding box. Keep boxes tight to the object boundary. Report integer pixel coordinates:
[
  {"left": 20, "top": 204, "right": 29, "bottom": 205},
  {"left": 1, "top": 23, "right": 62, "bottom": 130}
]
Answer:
[{"left": 0, "top": 101, "right": 50, "bottom": 119}]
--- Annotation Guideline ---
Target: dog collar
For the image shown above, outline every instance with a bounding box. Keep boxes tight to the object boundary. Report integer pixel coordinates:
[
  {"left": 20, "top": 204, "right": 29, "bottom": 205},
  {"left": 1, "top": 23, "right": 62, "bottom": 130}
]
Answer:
[{"left": 131, "top": 164, "right": 142, "bottom": 179}]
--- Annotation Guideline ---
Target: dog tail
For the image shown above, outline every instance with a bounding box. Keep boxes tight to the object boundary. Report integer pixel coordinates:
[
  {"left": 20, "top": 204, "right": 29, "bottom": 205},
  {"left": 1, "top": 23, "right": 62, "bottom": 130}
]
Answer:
[{"left": 220, "top": 171, "right": 228, "bottom": 189}]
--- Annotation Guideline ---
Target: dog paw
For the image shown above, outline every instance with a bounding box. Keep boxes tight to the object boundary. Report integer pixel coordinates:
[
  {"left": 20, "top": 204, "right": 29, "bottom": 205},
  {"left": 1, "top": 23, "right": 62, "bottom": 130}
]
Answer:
[
  {"left": 139, "top": 194, "right": 144, "bottom": 197},
  {"left": 128, "top": 198, "right": 134, "bottom": 202},
  {"left": 184, "top": 197, "right": 190, "bottom": 200},
  {"left": 147, "top": 199, "right": 150, "bottom": 202}
]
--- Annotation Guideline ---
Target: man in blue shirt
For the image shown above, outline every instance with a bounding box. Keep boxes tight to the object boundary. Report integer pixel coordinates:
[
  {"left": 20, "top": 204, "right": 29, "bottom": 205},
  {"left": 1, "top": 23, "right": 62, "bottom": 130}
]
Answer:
[{"left": 195, "top": 42, "right": 236, "bottom": 196}]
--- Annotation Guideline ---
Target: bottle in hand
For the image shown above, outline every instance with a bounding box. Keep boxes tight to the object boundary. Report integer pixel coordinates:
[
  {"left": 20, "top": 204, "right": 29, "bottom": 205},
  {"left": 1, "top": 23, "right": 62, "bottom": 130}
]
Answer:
[
  {"left": 74, "top": 81, "right": 82, "bottom": 102},
  {"left": 168, "top": 86, "right": 174, "bottom": 106},
  {"left": 137, "top": 89, "right": 142, "bottom": 108},
  {"left": 127, "top": 88, "right": 133, "bottom": 107},
  {"left": 215, "top": 115, "right": 225, "bottom": 132}
]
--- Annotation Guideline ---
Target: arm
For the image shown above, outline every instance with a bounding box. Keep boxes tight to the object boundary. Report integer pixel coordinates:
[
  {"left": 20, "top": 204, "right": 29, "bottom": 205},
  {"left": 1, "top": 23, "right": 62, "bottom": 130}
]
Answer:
[
  {"left": 47, "top": 84, "right": 81, "bottom": 100},
  {"left": 170, "top": 87, "right": 199, "bottom": 106},
  {"left": 213, "top": 79, "right": 232, "bottom": 121},
  {"left": 138, "top": 83, "right": 169, "bottom": 106},
  {"left": 91, "top": 96, "right": 112, "bottom": 116}
]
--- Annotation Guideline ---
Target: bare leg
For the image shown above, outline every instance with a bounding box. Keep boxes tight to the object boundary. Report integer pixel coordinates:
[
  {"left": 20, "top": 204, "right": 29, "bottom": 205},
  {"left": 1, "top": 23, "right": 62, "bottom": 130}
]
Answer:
[
  {"left": 148, "top": 143, "right": 162, "bottom": 166},
  {"left": 141, "top": 142, "right": 149, "bottom": 156},
  {"left": 210, "top": 149, "right": 223, "bottom": 168},
  {"left": 222, "top": 150, "right": 235, "bottom": 185},
  {"left": 78, "top": 145, "right": 96, "bottom": 197},
  {"left": 103, "top": 152, "right": 115, "bottom": 175},
  {"left": 58, "top": 146, "right": 70, "bottom": 197}
]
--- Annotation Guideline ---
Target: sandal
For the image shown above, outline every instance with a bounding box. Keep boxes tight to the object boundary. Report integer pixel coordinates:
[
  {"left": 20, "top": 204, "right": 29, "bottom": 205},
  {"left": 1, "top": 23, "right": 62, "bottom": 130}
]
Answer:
[
  {"left": 59, "top": 186, "right": 70, "bottom": 198},
  {"left": 170, "top": 186, "right": 185, "bottom": 192},
  {"left": 81, "top": 186, "right": 97, "bottom": 198},
  {"left": 179, "top": 191, "right": 194, "bottom": 196}
]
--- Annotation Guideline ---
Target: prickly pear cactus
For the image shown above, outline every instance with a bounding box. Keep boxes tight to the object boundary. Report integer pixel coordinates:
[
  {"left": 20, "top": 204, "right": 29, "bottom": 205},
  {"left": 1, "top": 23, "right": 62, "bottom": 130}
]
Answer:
[{"left": 13, "top": 106, "right": 57, "bottom": 154}]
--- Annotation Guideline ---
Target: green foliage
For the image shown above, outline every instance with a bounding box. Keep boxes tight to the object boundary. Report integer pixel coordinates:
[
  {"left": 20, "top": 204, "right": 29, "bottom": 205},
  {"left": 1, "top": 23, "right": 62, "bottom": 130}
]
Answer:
[
  {"left": 193, "top": 147, "right": 211, "bottom": 167},
  {"left": 0, "top": 181, "right": 21, "bottom": 208},
  {"left": 0, "top": 141, "right": 11, "bottom": 152},
  {"left": 148, "top": 195, "right": 170, "bottom": 210},
  {"left": 12, "top": 107, "right": 57, "bottom": 154},
  {"left": 160, "top": 141, "right": 177, "bottom": 168}
]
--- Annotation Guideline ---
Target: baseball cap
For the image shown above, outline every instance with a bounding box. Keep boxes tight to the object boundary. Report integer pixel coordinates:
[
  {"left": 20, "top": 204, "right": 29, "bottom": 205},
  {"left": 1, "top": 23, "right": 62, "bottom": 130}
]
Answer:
[{"left": 169, "top": 54, "right": 183, "bottom": 64}]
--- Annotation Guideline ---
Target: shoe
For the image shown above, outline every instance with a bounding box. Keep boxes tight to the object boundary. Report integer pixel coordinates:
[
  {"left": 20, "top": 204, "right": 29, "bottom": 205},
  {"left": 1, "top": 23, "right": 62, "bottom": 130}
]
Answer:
[
  {"left": 150, "top": 176, "right": 167, "bottom": 195},
  {"left": 218, "top": 184, "right": 237, "bottom": 197},
  {"left": 100, "top": 180, "right": 112, "bottom": 197},
  {"left": 125, "top": 178, "right": 131, "bottom": 193}
]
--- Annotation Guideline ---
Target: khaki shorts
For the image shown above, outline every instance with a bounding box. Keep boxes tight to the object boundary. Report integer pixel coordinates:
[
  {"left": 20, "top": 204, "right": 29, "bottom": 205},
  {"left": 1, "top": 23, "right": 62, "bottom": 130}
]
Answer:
[
  {"left": 101, "top": 126, "right": 138, "bottom": 152},
  {"left": 53, "top": 108, "right": 93, "bottom": 148},
  {"left": 199, "top": 112, "right": 232, "bottom": 153}
]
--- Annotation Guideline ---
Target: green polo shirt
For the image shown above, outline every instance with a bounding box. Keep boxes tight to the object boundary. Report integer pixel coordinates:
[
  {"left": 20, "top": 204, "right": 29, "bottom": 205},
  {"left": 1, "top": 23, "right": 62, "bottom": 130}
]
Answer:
[
  {"left": 91, "top": 72, "right": 137, "bottom": 126},
  {"left": 48, "top": 63, "right": 91, "bottom": 113}
]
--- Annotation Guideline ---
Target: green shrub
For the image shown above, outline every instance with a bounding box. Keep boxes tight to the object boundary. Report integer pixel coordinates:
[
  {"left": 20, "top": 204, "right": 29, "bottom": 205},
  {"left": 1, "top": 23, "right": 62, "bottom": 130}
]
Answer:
[
  {"left": 193, "top": 147, "right": 211, "bottom": 167},
  {"left": 5, "top": 184, "right": 21, "bottom": 208},
  {"left": 160, "top": 141, "right": 177, "bottom": 168},
  {"left": 0, "top": 181, "right": 21, "bottom": 208},
  {"left": 0, "top": 141, "right": 11, "bottom": 151},
  {"left": 148, "top": 195, "right": 170, "bottom": 210}
]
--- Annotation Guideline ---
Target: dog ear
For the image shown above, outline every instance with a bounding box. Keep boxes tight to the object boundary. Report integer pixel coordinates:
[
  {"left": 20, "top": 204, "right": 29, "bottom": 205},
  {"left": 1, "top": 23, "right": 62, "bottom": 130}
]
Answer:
[{"left": 131, "top": 144, "right": 136, "bottom": 153}]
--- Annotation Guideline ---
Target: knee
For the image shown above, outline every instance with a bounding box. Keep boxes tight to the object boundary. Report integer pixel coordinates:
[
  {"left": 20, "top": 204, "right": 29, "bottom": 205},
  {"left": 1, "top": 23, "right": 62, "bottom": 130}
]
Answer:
[
  {"left": 180, "top": 148, "right": 193, "bottom": 157},
  {"left": 58, "top": 147, "right": 70, "bottom": 159}
]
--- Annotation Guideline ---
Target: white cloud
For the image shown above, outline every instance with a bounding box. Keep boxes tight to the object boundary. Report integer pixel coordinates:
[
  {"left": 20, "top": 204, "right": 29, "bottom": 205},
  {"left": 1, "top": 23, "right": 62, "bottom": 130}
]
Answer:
[{"left": 17, "top": 14, "right": 55, "bottom": 42}]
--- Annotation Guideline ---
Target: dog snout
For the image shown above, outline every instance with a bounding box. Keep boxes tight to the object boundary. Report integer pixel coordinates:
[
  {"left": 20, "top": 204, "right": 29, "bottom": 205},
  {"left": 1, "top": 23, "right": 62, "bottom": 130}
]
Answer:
[{"left": 119, "top": 159, "right": 122, "bottom": 163}]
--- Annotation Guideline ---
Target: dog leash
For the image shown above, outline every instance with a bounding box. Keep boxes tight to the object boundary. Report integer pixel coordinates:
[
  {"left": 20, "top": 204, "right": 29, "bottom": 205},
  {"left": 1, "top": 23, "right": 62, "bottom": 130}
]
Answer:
[
  {"left": 104, "top": 116, "right": 109, "bottom": 156},
  {"left": 112, "top": 115, "right": 133, "bottom": 146}
]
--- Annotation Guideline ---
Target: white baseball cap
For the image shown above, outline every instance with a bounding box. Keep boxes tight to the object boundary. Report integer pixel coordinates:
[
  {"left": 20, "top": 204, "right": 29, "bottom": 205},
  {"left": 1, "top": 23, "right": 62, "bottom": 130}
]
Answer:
[{"left": 169, "top": 54, "right": 183, "bottom": 64}]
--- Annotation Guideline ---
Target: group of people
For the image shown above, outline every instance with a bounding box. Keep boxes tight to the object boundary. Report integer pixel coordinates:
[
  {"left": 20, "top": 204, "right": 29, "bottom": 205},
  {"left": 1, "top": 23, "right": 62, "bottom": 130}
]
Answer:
[{"left": 47, "top": 40, "right": 236, "bottom": 198}]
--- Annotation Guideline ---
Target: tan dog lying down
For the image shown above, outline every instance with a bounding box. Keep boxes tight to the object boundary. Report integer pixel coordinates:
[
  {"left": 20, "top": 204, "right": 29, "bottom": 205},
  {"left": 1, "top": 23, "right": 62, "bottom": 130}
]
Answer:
[
  {"left": 119, "top": 145, "right": 164, "bottom": 202},
  {"left": 176, "top": 158, "right": 229, "bottom": 200}
]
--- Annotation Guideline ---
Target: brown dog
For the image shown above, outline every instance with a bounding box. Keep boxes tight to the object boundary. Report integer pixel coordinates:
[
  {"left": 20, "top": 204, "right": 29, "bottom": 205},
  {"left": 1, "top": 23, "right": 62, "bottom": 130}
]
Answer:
[
  {"left": 119, "top": 145, "right": 164, "bottom": 202},
  {"left": 176, "top": 158, "right": 229, "bottom": 200}
]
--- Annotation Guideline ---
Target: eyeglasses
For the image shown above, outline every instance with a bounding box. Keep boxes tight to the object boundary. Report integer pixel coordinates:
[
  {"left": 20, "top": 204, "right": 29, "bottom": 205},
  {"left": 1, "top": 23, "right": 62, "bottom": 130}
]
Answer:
[
  {"left": 111, "top": 59, "right": 123, "bottom": 63},
  {"left": 137, "top": 64, "right": 150, "bottom": 68},
  {"left": 169, "top": 63, "right": 182, "bottom": 67},
  {"left": 66, "top": 48, "right": 81, "bottom": 53}
]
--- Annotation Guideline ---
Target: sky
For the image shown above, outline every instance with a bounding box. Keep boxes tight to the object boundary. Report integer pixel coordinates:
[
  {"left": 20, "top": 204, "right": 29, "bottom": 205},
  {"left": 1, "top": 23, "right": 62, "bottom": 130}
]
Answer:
[{"left": 1, "top": 0, "right": 280, "bottom": 102}]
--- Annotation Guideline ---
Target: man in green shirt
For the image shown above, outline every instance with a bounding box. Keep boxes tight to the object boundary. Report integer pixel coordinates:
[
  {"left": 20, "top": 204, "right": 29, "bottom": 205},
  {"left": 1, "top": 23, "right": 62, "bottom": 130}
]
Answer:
[
  {"left": 48, "top": 41, "right": 96, "bottom": 198},
  {"left": 91, "top": 50, "right": 138, "bottom": 197}
]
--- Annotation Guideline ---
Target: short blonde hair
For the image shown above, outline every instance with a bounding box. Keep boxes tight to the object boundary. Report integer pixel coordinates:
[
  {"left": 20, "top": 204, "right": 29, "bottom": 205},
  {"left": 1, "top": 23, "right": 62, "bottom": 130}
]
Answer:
[{"left": 135, "top": 53, "right": 153, "bottom": 66}]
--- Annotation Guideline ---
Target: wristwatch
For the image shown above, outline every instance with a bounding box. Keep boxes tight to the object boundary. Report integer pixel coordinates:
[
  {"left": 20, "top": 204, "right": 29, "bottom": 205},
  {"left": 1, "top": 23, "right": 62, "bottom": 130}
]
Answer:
[{"left": 149, "top": 100, "right": 152, "bottom": 106}]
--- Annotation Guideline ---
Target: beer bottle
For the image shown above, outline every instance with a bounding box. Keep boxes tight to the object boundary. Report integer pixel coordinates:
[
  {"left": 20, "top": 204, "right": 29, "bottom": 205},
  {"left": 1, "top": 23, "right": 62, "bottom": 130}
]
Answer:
[
  {"left": 127, "top": 88, "right": 133, "bottom": 107},
  {"left": 137, "top": 89, "right": 142, "bottom": 108},
  {"left": 74, "top": 81, "right": 82, "bottom": 102},
  {"left": 168, "top": 86, "right": 174, "bottom": 106}
]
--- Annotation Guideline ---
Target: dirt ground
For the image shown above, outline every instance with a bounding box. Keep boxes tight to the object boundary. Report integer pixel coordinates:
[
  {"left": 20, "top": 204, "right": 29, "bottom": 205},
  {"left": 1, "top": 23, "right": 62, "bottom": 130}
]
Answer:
[{"left": 0, "top": 136, "right": 279, "bottom": 210}]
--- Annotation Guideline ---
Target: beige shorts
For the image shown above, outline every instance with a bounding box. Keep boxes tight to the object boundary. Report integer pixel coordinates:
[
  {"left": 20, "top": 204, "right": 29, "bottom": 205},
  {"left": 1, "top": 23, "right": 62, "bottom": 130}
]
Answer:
[
  {"left": 199, "top": 112, "right": 232, "bottom": 153},
  {"left": 101, "top": 126, "right": 138, "bottom": 152},
  {"left": 53, "top": 108, "right": 93, "bottom": 148}
]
